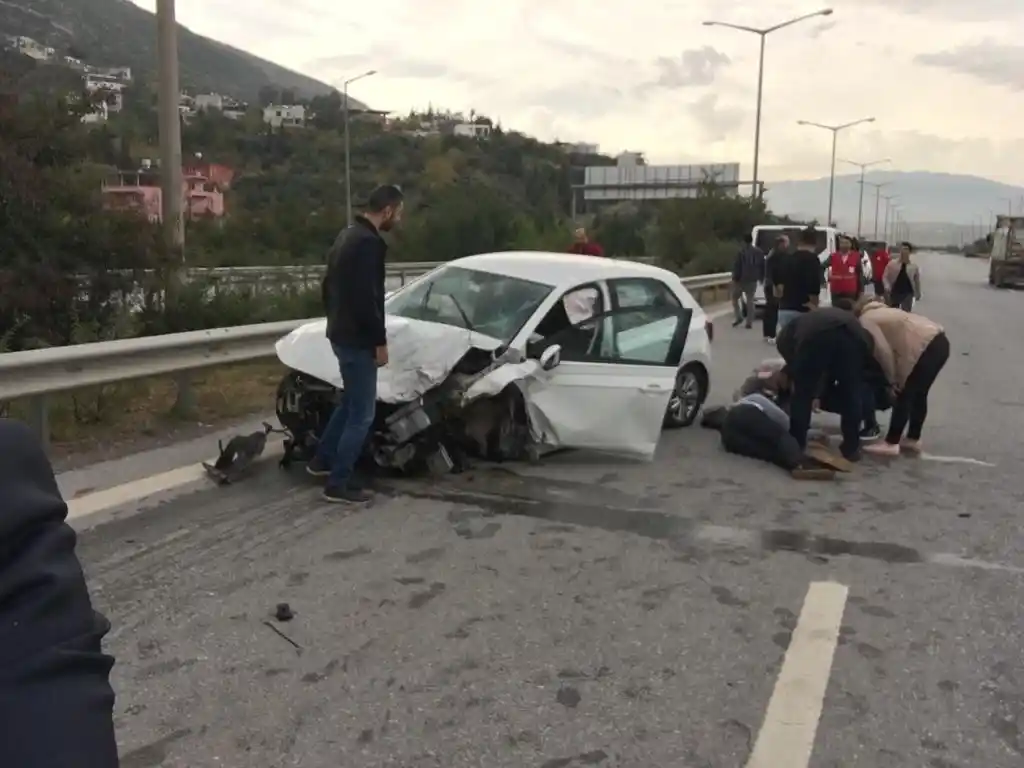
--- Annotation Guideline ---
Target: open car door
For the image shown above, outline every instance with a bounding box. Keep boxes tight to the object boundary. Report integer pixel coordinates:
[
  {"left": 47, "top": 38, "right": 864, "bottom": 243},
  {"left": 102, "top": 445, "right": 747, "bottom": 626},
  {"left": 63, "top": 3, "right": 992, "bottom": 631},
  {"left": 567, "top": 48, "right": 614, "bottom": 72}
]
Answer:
[{"left": 523, "top": 305, "right": 692, "bottom": 460}]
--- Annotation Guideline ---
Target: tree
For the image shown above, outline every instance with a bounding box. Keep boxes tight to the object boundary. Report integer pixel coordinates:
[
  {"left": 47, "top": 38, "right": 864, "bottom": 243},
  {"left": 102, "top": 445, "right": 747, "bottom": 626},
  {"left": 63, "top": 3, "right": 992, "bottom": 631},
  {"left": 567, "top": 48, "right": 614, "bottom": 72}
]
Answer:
[{"left": 0, "top": 95, "right": 165, "bottom": 351}]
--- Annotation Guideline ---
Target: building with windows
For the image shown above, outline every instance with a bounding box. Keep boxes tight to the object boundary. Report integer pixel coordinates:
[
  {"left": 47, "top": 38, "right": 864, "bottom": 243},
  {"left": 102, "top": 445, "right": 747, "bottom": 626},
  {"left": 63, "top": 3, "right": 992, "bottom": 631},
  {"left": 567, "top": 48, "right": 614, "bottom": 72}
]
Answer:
[{"left": 263, "top": 104, "right": 306, "bottom": 128}]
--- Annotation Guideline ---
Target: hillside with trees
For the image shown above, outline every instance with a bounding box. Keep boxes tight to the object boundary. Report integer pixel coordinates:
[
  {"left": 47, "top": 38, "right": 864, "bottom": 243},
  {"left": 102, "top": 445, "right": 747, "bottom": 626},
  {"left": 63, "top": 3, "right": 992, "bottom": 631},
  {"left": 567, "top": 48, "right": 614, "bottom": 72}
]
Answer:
[
  {"left": 2, "top": 83, "right": 796, "bottom": 355},
  {"left": 0, "top": 0, "right": 340, "bottom": 101}
]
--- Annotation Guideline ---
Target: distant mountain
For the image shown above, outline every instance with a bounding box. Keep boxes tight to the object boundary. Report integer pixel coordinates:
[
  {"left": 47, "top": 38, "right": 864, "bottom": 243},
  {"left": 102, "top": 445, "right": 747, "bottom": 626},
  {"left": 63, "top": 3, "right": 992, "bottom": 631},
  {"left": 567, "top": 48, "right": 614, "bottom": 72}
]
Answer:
[
  {"left": 765, "top": 171, "right": 1024, "bottom": 245},
  {"left": 0, "top": 0, "right": 363, "bottom": 105}
]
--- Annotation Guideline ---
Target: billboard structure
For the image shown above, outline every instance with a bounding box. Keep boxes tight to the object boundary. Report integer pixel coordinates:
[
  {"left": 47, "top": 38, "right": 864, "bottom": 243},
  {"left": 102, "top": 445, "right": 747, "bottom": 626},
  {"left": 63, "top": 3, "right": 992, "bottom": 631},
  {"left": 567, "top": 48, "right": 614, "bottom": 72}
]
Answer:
[{"left": 581, "top": 161, "right": 742, "bottom": 202}]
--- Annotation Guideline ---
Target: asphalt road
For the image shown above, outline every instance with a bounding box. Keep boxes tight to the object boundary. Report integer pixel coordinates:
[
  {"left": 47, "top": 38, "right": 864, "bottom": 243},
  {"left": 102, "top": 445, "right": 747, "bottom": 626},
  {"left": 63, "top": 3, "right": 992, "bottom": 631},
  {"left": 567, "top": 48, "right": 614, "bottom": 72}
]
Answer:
[{"left": 74, "top": 252, "right": 1024, "bottom": 767}]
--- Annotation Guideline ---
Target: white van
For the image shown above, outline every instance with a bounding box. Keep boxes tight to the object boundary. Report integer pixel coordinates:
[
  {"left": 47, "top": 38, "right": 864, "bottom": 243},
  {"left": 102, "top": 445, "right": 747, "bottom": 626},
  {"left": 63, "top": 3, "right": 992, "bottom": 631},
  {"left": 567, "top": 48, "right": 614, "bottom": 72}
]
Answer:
[{"left": 745, "top": 224, "right": 870, "bottom": 316}]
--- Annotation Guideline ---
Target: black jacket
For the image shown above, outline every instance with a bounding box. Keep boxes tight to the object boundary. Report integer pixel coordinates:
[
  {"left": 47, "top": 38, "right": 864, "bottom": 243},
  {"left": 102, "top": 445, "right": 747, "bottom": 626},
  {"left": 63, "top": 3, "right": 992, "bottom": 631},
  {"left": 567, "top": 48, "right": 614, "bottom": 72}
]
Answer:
[
  {"left": 322, "top": 216, "right": 388, "bottom": 349},
  {"left": 776, "top": 307, "right": 873, "bottom": 364},
  {"left": 0, "top": 419, "right": 119, "bottom": 767},
  {"left": 732, "top": 245, "right": 765, "bottom": 283}
]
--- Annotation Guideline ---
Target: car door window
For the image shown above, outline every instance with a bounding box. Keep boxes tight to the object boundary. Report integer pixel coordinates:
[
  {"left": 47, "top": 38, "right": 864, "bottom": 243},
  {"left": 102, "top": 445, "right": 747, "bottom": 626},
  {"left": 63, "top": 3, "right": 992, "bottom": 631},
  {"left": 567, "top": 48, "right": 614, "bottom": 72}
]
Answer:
[
  {"left": 609, "top": 278, "right": 683, "bottom": 333},
  {"left": 532, "top": 283, "right": 605, "bottom": 359},
  {"left": 539, "top": 306, "right": 691, "bottom": 366}
]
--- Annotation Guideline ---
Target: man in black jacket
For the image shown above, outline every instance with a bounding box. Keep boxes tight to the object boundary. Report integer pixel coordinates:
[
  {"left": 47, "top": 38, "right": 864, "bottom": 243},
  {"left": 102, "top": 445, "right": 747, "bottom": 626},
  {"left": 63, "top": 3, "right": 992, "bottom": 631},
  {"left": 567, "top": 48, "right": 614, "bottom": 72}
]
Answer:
[
  {"left": 776, "top": 306, "right": 873, "bottom": 461},
  {"left": 307, "top": 184, "right": 404, "bottom": 503},
  {"left": 0, "top": 419, "right": 119, "bottom": 767}
]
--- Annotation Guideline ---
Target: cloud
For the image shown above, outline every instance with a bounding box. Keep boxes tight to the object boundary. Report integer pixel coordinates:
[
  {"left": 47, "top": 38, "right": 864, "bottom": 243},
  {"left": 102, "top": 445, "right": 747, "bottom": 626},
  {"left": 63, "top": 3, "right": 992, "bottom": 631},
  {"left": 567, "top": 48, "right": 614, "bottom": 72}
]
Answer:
[
  {"left": 688, "top": 94, "right": 746, "bottom": 143},
  {"left": 837, "top": 0, "right": 1024, "bottom": 20},
  {"left": 648, "top": 46, "right": 731, "bottom": 89},
  {"left": 915, "top": 43, "right": 1024, "bottom": 91}
]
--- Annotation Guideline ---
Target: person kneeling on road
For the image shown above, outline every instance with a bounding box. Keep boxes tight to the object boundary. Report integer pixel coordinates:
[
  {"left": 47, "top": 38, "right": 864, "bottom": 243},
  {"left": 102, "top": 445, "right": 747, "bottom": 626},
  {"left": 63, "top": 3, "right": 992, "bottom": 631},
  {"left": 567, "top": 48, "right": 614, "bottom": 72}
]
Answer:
[{"left": 775, "top": 306, "right": 874, "bottom": 462}]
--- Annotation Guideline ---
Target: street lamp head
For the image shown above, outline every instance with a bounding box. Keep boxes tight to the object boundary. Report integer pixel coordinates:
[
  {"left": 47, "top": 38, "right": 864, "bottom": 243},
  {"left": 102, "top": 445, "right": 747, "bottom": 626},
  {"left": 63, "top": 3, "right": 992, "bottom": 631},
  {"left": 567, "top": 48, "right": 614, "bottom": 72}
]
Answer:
[
  {"left": 819, "top": 8, "right": 834, "bottom": 16},
  {"left": 365, "top": 69, "right": 377, "bottom": 76},
  {"left": 702, "top": 20, "right": 715, "bottom": 26},
  {"left": 797, "top": 120, "right": 809, "bottom": 125}
]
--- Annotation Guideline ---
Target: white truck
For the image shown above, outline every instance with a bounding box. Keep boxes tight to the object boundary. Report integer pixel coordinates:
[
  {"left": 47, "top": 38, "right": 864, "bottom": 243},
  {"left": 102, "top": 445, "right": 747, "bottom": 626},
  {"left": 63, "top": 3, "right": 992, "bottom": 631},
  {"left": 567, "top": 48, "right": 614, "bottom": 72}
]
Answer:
[{"left": 988, "top": 215, "right": 1024, "bottom": 288}]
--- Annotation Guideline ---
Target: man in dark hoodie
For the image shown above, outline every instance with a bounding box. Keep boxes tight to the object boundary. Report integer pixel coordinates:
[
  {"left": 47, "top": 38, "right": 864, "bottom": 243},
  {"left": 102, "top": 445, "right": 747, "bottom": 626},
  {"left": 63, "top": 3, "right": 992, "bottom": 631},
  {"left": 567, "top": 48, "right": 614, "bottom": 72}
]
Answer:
[
  {"left": 775, "top": 306, "right": 873, "bottom": 461},
  {"left": 731, "top": 234, "right": 765, "bottom": 329},
  {"left": 0, "top": 419, "right": 119, "bottom": 768},
  {"left": 307, "top": 184, "right": 404, "bottom": 503}
]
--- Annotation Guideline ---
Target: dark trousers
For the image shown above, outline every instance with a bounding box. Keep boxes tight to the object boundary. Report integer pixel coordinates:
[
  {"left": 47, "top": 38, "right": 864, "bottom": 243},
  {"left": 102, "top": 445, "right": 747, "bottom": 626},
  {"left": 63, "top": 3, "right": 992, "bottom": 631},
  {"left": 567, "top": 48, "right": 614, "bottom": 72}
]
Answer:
[
  {"left": 889, "top": 293, "right": 914, "bottom": 312},
  {"left": 762, "top": 294, "right": 779, "bottom": 339},
  {"left": 820, "top": 379, "right": 879, "bottom": 429},
  {"left": 722, "top": 403, "right": 804, "bottom": 471},
  {"left": 872, "top": 279, "right": 885, "bottom": 296},
  {"left": 315, "top": 345, "right": 378, "bottom": 488},
  {"left": 886, "top": 332, "right": 950, "bottom": 443},
  {"left": 788, "top": 327, "right": 863, "bottom": 456}
]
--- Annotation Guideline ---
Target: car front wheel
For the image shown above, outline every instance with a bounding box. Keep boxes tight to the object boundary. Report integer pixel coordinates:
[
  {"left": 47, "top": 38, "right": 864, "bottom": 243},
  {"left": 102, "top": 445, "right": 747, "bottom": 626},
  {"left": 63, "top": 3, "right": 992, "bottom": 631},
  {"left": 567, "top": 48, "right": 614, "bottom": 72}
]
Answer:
[{"left": 664, "top": 365, "right": 707, "bottom": 428}]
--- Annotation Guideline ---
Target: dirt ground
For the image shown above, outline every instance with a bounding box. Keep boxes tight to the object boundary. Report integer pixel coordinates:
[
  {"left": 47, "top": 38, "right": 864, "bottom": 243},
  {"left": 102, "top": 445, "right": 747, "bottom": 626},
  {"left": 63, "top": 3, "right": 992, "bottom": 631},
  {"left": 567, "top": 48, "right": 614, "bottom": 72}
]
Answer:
[{"left": 5, "top": 361, "right": 284, "bottom": 471}]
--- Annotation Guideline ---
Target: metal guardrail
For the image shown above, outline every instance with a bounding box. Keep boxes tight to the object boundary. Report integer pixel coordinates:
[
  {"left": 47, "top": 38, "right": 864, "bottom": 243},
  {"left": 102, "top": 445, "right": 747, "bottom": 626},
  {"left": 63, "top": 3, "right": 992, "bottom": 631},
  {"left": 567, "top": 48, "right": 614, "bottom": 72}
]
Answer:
[{"left": 3, "top": 268, "right": 731, "bottom": 445}]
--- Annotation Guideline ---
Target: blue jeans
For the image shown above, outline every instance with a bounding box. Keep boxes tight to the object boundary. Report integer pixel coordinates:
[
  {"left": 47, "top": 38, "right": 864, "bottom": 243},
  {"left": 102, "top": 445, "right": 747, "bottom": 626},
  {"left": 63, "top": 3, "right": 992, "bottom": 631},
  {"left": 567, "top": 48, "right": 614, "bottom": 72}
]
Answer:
[
  {"left": 777, "top": 309, "right": 802, "bottom": 332},
  {"left": 315, "top": 344, "right": 377, "bottom": 488}
]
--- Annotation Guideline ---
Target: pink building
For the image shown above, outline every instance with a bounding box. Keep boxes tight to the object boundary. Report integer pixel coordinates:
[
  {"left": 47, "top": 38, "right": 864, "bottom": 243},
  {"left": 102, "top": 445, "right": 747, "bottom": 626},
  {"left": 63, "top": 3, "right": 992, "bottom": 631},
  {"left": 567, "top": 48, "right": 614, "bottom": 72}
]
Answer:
[{"left": 101, "top": 168, "right": 226, "bottom": 222}]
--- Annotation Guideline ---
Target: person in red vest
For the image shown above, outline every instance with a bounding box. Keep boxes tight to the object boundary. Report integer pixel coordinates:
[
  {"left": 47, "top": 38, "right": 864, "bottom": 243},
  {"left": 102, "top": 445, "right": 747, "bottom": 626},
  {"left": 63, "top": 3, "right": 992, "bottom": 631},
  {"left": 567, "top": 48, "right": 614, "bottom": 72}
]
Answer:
[
  {"left": 828, "top": 235, "right": 864, "bottom": 306},
  {"left": 869, "top": 243, "right": 890, "bottom": 297},
  {"left": 568, "top": 227, "right": 605, "bottom": 256}
]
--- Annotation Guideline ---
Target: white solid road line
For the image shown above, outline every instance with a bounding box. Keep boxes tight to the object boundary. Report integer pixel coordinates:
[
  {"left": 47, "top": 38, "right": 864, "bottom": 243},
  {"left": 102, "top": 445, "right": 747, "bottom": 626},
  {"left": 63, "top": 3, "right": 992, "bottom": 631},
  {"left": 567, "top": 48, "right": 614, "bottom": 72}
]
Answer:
[
  {"left": 66, "top": 439, "right": 285, "bottom": 521},
  {"left": 746, "top": 580, "right": 849, "bottom": 768}
]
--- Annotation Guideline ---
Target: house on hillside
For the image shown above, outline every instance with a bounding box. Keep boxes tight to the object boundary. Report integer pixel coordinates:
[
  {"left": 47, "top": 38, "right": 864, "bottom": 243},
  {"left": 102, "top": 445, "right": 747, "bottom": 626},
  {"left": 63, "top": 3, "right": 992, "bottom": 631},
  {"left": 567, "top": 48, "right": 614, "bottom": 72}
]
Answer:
[
  {"left": 9, "top": 37, "right": 54, "bottom": 61},
  {"left": 82, "top": 100, "right": 109, "bottom": 125},
  {"left": 183, "top": 161, "right": 235, "bottom": 189},
  {"left": 84, "top": 73, "right": 126, "bottom": 113},
  {"left": 263, "top": 104, "right": 305, "bottom": 128},
  {"left": 101, "top": 165, "right": 227, "bottom": 222},
  {"left": 454, "top": 122, "right": 491, "bottom": 139}
]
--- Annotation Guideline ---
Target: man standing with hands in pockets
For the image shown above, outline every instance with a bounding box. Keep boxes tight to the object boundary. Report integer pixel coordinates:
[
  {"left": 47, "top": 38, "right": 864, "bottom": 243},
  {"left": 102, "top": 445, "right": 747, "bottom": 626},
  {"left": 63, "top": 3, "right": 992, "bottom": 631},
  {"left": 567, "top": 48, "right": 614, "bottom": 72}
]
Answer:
[{"left": 308, "top": 184, "right": 404, "bottom": 503}]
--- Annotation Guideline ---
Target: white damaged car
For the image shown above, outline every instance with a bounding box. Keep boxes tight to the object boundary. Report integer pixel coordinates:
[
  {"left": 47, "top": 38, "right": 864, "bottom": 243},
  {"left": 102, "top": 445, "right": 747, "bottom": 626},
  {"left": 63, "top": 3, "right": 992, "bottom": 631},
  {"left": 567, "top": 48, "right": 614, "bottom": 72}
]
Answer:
[{"left": 274, "top": 252, "right": 713, "bottom": 473}]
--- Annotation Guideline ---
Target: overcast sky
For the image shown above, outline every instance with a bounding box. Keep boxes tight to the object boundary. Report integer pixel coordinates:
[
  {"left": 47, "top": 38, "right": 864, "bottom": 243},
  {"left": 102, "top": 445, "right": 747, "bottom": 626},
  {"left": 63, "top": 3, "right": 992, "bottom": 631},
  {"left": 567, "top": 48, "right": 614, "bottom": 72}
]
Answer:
[{"left": 138, "top": 0, "right": 1024, "bottom": 185}]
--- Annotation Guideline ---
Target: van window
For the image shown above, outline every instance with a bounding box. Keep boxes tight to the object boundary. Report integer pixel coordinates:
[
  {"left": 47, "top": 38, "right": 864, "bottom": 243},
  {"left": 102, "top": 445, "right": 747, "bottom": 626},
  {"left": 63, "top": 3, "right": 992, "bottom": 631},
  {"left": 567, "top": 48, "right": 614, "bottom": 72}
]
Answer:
[{"left": 754, "top": 228, "right": 829, "bottom": 254}]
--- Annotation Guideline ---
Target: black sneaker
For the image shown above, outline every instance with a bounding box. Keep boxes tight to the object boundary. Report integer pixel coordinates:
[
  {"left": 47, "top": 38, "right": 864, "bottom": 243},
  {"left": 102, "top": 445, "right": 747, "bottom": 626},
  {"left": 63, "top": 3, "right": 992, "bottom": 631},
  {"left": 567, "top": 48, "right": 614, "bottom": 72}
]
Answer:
[
  {"left": 841, "top": 448, "right": 862, "bottom": 463},
  {"left": 322, "top": 485, "right": 372, "bottom": 504},
  {"left": 732, "top": 318, "right": 743, "bottom": 327},
  {"left": 859, "top": 425, "right": 882, "bottom": 442},
  {"left": 306, "top": 456, "right": 331, "bottom": 478}
]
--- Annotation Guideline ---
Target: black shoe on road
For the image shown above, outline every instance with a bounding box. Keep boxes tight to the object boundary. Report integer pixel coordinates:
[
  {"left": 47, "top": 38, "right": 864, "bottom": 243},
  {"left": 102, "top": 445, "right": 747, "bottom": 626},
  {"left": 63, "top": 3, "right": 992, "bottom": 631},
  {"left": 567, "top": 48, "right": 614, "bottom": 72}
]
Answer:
[
  {"left": 840, "top": 448, "right": 862, "bottom": 463},
  {"left": 322, "top": 485, "right": 372, "bottom": 504},
  {"left": 732, "top": 318, "right": 743, "bottom": 327}
]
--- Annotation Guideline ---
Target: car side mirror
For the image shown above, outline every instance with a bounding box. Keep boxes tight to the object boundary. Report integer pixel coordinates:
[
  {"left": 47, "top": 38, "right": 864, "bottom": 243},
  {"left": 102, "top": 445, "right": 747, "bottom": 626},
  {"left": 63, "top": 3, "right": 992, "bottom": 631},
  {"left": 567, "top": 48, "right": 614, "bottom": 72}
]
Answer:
[{"left": 539, "top": 344, "right": 561, "bottom": 371}]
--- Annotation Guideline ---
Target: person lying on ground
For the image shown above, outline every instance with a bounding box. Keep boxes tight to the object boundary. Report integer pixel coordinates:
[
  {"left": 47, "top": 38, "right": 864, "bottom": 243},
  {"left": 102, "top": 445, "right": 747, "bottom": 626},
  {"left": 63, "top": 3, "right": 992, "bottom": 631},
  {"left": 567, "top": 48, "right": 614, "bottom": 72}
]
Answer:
[
  {"left": 717, "top": 394, "right": 835, "bottom": 480},
  {"left": 775, "top": 306, "right": 875, "bottom": 461}
]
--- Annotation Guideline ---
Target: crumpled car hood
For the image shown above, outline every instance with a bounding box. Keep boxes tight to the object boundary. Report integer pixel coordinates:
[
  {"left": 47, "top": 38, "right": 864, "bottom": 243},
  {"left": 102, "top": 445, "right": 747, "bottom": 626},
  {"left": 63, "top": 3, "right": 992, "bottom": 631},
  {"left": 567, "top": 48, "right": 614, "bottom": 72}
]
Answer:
[{"left": 275, "top": 315, "right": 504, "bottom": 403}]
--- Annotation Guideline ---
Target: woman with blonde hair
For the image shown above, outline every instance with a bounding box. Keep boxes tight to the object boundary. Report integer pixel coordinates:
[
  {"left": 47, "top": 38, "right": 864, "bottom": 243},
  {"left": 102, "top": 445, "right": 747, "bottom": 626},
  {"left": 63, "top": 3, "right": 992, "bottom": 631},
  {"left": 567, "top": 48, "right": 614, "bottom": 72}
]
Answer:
[{"left": 853, "top": 296, "right": 949, "bottom": 456}]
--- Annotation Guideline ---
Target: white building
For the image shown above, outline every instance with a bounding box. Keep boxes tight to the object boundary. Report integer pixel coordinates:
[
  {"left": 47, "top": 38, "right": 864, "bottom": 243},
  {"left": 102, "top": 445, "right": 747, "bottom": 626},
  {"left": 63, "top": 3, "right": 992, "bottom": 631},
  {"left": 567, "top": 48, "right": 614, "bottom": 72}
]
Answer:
[
  {"left": 11, "top": 36, "right": 53, "bottom": 61},
  {"left": 263, "top": 104, "right": 306, "bottom": 128},
  {"left": 195, "top": 93, "right": 224, "bottom": 111},
  {"left": 84, "top": 73, "right": 126, "bottom": 113},
  {"left": 82, "top": 100, "right": 109, "bottom": 125},
  {"left": 85, "top": 65, "right": 132, "bottom": 82},
  {"left": 454, "top": 122, "right": 491, "bottom": 139}
]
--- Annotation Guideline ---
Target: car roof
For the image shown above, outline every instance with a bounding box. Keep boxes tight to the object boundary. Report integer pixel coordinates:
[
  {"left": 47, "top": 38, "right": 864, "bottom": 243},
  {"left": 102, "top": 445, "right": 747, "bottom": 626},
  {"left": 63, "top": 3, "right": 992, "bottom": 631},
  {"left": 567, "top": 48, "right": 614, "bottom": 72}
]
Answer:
[{"left": 450, "top": 251, "right": 683, "bottom": 289}]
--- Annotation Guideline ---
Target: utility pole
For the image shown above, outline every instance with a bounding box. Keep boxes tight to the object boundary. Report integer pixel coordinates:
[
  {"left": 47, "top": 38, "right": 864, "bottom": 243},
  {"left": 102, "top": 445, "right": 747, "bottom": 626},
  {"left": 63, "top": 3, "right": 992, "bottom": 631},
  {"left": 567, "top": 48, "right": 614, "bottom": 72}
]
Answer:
[
  {"left": 156, "top": 0, "right": 184, "bottom": 270},
  {"left": 866, "top": 182, "right": 890, "bottom": 238},
  {"left": 702, "top": 8, "right": 834, "bottom": 203},
  {"left": 842, "top": 158, "right": 889, "bottom": 237},
  {"left": 882, "top": 195, "right": 899, "bottom": 242},
  {"left": 342, "top": 70, "right": 376, "bottom": 225}
]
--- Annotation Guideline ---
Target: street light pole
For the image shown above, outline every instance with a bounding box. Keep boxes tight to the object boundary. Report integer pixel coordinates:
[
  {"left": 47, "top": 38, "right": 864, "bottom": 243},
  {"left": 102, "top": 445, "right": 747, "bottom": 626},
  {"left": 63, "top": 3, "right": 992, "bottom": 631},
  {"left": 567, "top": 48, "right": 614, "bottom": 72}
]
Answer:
[
  {"left": 342, "top": 69, "right": 376, "bottom": 226},
  {"left": 865, "top": 182, "right": 890, "bottom": 239},
  {"left": 702, "top": 8, "right": 834, "bottom": 202},
  {"left": 882, "top": 194, "right": 899, "bottom": 242},
  {"left": 841, "top": 158, "right": 889, "bottom": 237},
  {"left": 156, "top": 0, "right": 184, "bottom": 264},
  {"left": 797, "top": 117, "right": 875, "bottom": 226}
]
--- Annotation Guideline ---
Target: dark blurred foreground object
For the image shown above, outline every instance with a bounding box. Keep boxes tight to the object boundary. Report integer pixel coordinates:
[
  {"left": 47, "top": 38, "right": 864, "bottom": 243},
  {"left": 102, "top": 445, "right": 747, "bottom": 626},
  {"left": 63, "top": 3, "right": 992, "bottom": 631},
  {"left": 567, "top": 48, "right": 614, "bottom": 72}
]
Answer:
[{"left": 0, "top": 419, "right": 119, "bottom": 767}]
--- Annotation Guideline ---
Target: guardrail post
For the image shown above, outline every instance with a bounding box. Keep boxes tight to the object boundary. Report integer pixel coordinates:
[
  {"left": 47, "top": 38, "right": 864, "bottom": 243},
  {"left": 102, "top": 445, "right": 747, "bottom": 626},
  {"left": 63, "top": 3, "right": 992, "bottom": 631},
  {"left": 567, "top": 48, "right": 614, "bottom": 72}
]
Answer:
[
  {"left": 27, "top": 395, "right": 50, "bottom": 450},
  {"left": 172, "top": 372, "right": 197, "bottom": 418}
]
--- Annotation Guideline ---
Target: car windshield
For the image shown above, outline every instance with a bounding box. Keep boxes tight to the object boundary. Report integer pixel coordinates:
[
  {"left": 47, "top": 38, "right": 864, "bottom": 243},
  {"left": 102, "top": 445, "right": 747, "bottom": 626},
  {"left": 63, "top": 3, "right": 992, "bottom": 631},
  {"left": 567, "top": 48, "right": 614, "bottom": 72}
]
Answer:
[{"left": 386, "top": 265, "right": 553, "bottom": 342}]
